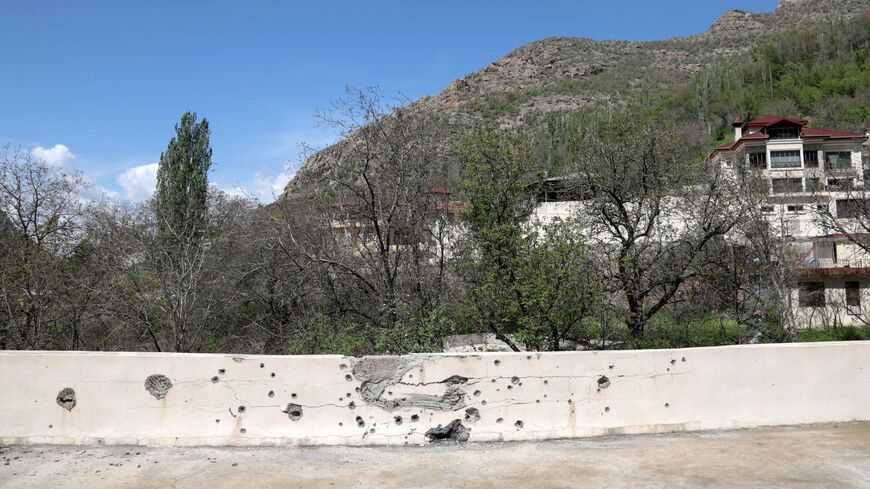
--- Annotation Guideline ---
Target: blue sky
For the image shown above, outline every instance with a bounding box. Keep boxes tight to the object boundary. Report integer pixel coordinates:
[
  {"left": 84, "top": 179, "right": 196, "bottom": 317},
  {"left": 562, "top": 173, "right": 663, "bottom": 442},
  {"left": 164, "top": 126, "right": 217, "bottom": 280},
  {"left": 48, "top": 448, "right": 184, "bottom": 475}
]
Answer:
[{"left": 0, "top": 0, "right": 777, "bottom": 201}]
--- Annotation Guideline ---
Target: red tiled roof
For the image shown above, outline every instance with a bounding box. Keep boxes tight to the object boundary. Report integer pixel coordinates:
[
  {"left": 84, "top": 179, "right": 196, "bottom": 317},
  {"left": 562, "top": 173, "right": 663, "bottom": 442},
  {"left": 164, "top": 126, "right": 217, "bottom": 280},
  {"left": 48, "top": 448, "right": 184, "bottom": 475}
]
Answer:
[
  {"left": 801, "top": 127, "right": 866, "bottom": 139},
  {"left": 799, "top": 267, "right": 870, "bottom": 277},
  {"left": 426, "top": 187, "right": 451, "bottom": 195},
  {"left": 746, "top": 115, "right": 808, "bottom": 127},
  {"left": 709, "top": 115, "right": 867, "bottom": 159}
]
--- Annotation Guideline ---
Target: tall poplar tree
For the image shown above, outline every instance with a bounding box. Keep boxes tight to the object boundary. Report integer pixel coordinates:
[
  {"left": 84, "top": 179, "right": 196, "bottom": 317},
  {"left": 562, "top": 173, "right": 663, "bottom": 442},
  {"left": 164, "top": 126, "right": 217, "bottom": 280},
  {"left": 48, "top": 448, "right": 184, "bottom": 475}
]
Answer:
[{"left": 155, "top": 112, "right": 211, "bottom": 246}]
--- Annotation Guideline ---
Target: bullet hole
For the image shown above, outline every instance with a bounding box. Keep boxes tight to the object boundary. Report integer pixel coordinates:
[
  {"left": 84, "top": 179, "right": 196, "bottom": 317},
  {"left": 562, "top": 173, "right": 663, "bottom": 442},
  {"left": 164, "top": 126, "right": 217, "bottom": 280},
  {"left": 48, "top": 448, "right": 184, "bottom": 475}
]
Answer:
[
  {"left": 511, "top": 376, "right": 520, "bottom": 385},
  {"left": 441, "top": 375, "right": 469, "bottom": 384},
  {"left": 283, "top": 403, "right": 303, "bottom": 421},
  {"left": 56, "top": 387, "right": 76, "bottom": 411},
  {"left": 270, "top": 372, "right": 276, "bottom": 378},
  {"left": 481, "top": 400, "right": 487, "bottom": 405},
  {"left": 425, "top": 419, "right": 470, "bottom": 443},
  {"left": 144, "top": 374, "right": 172, "bottom": 400},
  {"left": 348, "top": 401, "right": 356, "bottom": 409},
  {"left": 259, "top": 363, "right": 264, "bottom": 368},
  {"left": 667, "top": 367, "right": 671, "bottom": 372},
  {"left": 410, "top": 414, "right": 420, "bottom": 423},
  {"left": 681, "top": 357, "right": 686, "bottom": 363},
  {"left": 543, "top": 380, "right": 549, "bottom": 385},
  {"left": 496, "top": 417, "right": 504, "bottom": 423},
  {"left": 218, "top": 369, "right": 226, "bottom": 375},
  {"left": 291, "top": 393, "right": 297, "bottom": 399},
  {"left": 268, "top": 391, "right": 275, "bottom": 398},
  {"left": 464, "top": 407, "right": 481, "bottom": 423},
  {"left": 211, "top": 376, "right": 219, "bottom": 383},
  {"left": 491, "top": 379, "right": 496, "bottom": 383},
  {"left": 339, "top": 363, "right": 347, "bottom": 370},
  {"left": 605, "top": 406, "right": 610, "bottom": 413},
  {"left": 670, "top": 359, "right": 676, "bottom": 365},
  {"left": 597, "top": 376, "right": 611, "bottom": 389},
  {"left": 232, "top": 357, "right": 243, "bottom": 363},
  {"left": 215, "top": 419, "right": 220, "bottom": 423},
  {"left": 339, "top": 422, "right": 343, "bottom": 427},
  {"left": 609, "top": 365, "right": 614, "bottom": 369},
  {"left": 369, "top": 428, "right": 375, "bottom": 434},
  {"left": 394, "top": 415, "right": 403, "bottom": 425},
  {"left": 238, "top": 405, "right": 246, "bottom": 414},
  {"left": 536, "top": 399, "right": 540, "bottom": 403},
  {"left": 240, "top": 428, "right": 246, "bottom": 434},
  {"left": 356, "top": 416, "right": 365, "bottom": 428},
  {"left": 355, "top": 387, "right": 360, "bottom": 393},
  {"left": 473, "top": 390, "right": 481, "bottom": 397},
  {"left": 346, "top": 392, "right": 351, "bottom": 398},
  {"left": 568, "top": 399, "right": 573, "bottom": 404},
  {"left": 345, "top": 374, "right": 353, "bottom": 381},
  {"left": 514, "top": 420, "right": 524, "bottom": 429},
  {"left": 494, "top": 359, "right": 501, "bottom": 366},
  {"left": 526, "top": 355, "right": 531, "bottom": 360},
  {"left": 507, "top": 385, "right": 513, "bottom": 390},
  {"left": 48, "top": 424, "right": 53, "bottom": 429},
  {"left": 387, "top": 391, "right": 393, "bottom": 396},
  {"left": 665, "top": 403, "right": 670, "bottom": 408}
]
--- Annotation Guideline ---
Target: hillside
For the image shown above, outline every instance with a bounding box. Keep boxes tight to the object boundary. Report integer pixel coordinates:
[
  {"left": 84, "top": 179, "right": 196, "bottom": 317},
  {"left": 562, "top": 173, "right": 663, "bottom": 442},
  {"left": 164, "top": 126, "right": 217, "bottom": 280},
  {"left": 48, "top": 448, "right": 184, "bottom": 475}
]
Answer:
[{"left": 283, "top": 0, "right": 870, "bottom": 196}]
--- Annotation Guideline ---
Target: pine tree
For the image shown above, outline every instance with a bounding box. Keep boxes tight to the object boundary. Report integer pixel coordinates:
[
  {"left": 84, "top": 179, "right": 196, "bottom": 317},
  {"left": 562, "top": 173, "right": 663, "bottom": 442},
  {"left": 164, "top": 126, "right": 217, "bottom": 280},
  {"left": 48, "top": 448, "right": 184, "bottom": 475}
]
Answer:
[{"left": 154, "top": 112, "right": 212, "bottom": 247}]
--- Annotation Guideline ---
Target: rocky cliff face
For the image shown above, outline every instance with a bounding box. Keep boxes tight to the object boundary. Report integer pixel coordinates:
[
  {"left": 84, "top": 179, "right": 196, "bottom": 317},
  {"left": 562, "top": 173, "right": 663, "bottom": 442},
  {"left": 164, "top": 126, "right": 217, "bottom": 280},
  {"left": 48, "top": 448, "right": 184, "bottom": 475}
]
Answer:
[{"left": 283, "top": 0, "right": 869, "bottom": 196}]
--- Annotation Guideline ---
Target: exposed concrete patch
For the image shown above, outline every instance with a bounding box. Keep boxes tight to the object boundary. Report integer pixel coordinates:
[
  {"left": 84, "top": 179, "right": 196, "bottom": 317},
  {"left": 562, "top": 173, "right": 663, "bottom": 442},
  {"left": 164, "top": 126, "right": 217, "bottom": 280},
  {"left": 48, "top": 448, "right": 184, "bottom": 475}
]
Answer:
[
  {"left": 425, "top": 419, "right": 470, "bottom": 443},
  {"left": 55, "top": 388, "right": 76, "bottom": 411},
  {"left": 465, "top": 407, "right": 481, "bottom": 423},
  {"left": 282, "top": 404, "right": 303, "bottom": 421},
  {"left": 144, "top": 374, "right": 172, "bottom": 400},
  {"left": 351, "top": 355, "right": 466, "bottom": 411}
]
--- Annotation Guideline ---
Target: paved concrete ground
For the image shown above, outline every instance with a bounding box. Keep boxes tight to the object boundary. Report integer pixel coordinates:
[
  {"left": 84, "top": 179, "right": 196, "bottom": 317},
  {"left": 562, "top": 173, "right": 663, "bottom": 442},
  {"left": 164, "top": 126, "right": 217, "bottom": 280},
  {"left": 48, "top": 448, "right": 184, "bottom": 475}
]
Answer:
[{"left": 2, "top": 423, "right": 869, "bottom": 488}]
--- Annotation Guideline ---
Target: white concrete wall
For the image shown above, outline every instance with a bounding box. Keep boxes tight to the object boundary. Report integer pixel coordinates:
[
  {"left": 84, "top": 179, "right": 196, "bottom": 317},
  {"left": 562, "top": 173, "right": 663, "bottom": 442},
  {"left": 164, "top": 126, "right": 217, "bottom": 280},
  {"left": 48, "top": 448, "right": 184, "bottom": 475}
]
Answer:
[{"left": 1, "top": 342, "right": 869, "bottom": 447}]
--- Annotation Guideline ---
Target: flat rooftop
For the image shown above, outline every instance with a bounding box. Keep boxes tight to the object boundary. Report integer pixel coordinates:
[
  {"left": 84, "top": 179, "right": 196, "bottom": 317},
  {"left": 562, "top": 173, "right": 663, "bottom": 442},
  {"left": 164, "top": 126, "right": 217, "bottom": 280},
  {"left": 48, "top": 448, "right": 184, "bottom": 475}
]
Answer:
[{"left": 2, "top": 423, "right": 869, "bottom": 488}]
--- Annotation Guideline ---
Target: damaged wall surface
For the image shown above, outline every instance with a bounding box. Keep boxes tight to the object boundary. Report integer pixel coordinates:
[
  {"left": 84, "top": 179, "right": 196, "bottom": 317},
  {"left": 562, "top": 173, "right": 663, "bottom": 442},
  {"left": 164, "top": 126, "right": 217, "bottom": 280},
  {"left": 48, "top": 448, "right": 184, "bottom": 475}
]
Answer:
[{"left": 1, "top": 342, "right": 869, "bottom": 447}]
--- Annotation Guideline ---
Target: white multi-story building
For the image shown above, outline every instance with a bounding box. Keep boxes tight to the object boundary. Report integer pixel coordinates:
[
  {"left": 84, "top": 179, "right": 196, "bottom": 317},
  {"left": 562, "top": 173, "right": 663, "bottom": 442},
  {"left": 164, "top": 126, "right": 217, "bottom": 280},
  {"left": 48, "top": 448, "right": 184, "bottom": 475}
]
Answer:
[{"left": 709, "top": 115, "right": 869, "bottom": 328}]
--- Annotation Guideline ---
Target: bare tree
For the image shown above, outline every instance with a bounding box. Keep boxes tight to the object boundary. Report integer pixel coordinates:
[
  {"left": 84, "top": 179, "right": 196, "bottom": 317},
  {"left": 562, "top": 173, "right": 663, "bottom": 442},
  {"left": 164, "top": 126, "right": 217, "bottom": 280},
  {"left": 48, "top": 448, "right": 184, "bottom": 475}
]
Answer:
[
  {"left": 0, "top": 146, "right": 93, "bottom": 349},
  {"left": 282, "top": 88, "right": 457, "bottom": 351},
  {"left": 567, "top": 115, "right": 749, "bottom": 341}
]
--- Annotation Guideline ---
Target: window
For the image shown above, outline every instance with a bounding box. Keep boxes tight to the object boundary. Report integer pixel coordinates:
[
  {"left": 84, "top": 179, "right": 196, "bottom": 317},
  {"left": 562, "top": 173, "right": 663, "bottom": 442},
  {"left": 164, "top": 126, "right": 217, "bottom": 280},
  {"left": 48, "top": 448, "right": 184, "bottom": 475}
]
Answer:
[
  {"left": 787, "top": 205, "right": 804, "bottom": 213},
  {"left": 826, "top": 152, "right": 852, "bottom": 169},
  {"left": 761, "top": 205, "right": 775, "bottom": 214},
  {"left": 799, "top": 282, "right": 825, "bottom": 307},
  {"left": 837, "top": 199, "right": 867, "bottom": 219},
  {"left": 748, "top": 152, "right": 766, "bottom": 169},
  {"left": 806, "top": 177, "right": 822, "bottom": 192},
  {"left": 768, "top": 127, "right": 800, "bottom": 139},
  {"left": 770, "top": 150, "right": 802, "bottom": 169},
  {"left": 827, "top": 178, "right": 853, "bottom": 191},
  {"left": 804, "top": 148, "right": 819, "bottom": 167},
  {"left": 846, "top": 281, "right": 861, "bottom": 307},
  {"left": 772, "top": 178, "right": 803, "bottom": 193}
]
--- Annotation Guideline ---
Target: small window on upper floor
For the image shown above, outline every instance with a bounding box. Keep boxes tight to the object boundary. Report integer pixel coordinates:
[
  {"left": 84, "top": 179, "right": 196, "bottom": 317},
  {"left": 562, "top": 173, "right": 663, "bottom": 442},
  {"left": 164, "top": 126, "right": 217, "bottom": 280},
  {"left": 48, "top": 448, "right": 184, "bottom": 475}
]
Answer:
[
  {"left": 761, "top": 205, "right": 775, "bottom": 214},
  {"left": 804, "top": 148, "right": 819, "bottom": 167},
  {"left": 846, "top": 281, "right": 861, "bottom": 307},
  {"left": 770, "top": 150, "right": 801, "bottom": 169},
  {"left": 787, "top": 205, "right": 804, "bottom": 213},
  {"left": 826, "top": 151, "right": 852, "bottom": 169},
  {"left": 772, "top": 177, "right": 803, "bottom": 193},
  {"left": 827, "top": 177, "right": 853, "bottom": 191},
  {"left": 748, "top": 152, "right": 766, "bottom": 169},
  {"left": 768, "top": 127, "right": 800, "bottom": 139}
]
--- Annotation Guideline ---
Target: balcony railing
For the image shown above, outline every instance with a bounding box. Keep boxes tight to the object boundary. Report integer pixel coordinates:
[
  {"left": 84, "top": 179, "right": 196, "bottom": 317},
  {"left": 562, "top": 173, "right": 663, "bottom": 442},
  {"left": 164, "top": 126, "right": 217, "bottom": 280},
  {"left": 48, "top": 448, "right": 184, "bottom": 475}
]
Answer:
[{"left": 803, "top": 257, "right": 870, "bottom": 269}]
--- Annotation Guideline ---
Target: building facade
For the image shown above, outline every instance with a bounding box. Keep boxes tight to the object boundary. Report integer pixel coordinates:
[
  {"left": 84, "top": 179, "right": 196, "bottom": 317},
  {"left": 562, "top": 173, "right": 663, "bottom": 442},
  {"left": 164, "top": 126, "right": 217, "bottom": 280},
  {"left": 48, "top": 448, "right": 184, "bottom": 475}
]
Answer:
[{"left": 709, "top": 116, "right": 869, "bottom": 328}]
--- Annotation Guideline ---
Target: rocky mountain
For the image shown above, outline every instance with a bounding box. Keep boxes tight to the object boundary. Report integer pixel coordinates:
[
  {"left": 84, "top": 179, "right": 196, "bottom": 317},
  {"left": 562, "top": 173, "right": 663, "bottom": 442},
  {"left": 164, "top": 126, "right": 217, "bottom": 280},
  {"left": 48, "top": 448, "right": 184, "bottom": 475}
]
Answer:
[{"left": 283, "top": 0, "right": 869, "bottom": 196}]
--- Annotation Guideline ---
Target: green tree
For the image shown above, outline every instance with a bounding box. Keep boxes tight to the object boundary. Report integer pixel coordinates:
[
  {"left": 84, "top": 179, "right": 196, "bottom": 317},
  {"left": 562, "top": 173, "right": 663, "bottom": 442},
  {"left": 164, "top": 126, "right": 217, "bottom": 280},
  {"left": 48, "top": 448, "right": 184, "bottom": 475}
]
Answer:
[{"left": 155, "top": 112, "right": 212, "bottom": 247}]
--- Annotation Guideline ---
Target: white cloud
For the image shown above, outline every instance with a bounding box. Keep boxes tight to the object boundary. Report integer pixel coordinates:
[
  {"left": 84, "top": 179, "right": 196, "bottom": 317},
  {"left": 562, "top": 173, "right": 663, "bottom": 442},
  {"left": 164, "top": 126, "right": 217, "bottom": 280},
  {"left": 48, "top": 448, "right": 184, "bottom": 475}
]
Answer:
[
  {"left": 31, "top": 144, "right": 76, "bottom": 168},
  {"left": 117, "top": 163, "right": 159, "bottom": 201},
  {"left": 249, "top": 167, "right": 295, "bottom": 203}
]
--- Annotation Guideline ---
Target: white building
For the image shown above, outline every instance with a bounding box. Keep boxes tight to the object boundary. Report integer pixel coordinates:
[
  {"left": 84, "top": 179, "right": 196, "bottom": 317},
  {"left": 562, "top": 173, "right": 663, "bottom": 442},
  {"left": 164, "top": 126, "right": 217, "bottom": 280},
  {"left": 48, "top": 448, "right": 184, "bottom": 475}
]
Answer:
[{"left": 709, "top": 115, "right": 869, "bottom": 328}]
